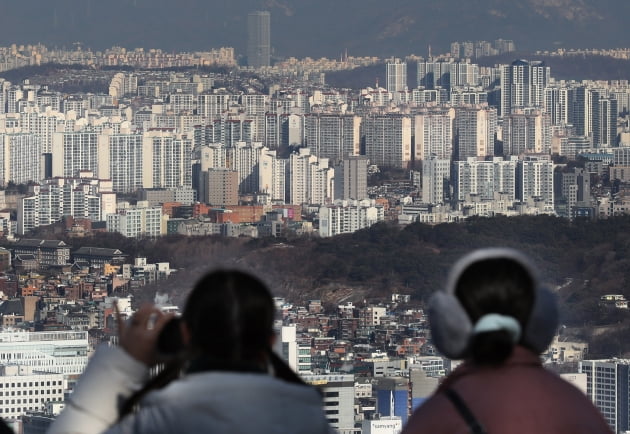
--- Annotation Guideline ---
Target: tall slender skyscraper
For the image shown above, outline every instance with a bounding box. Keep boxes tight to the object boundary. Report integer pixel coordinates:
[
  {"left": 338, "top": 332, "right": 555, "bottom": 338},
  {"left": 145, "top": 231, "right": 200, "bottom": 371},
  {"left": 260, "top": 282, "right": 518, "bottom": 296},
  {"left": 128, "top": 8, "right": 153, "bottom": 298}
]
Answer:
[
  {"left": 386, "top": 59, "right": 407, "bottom": 94},
  {"left": 500, "top": 59, "right": 550, "bottom": 117},
  {"left": 247, "top": 11, "right": 271, "bottom": 69}
]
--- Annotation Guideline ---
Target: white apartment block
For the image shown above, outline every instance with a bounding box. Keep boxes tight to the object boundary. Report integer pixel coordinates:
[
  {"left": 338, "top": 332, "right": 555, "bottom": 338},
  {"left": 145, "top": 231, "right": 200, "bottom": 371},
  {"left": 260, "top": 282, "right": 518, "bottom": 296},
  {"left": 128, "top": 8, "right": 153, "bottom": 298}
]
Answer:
[
  {"left": 106, "top": 202, "right": 165, "bottom": 238},
  {"left": 0, "top": 365, "right": 64, "bottom": 421},
  {"left": 289, "top": 148, "right": 333, "bottom": 205},
  {"left": 259, "top": 149, "right": 287, "bottom": 203},
  {"left": 206, "top": 118, "right": 253, "bottom": 147},
  {"left": 229, "top": 142, "right": 263, "bottom": 194},
  {"left": 503, "top": 111, "right": 552, "bottom": 156},
  {"left": 361, "top": 87, "right": 394, "bottom": 107},
  {"left": 198, "top": 143, "right": 227, "bottom": 171},
  {"left": 0, "top": 133, "right": 42, "bottom": 185},
  {"left": 454, "top": 157, "right": 517, "bottom": 202},
  {"left": 363, "top": 114, "right": 412, "bottom": 168},
  {"left": 304, "top": 113, "right": 361, "bottom": 162},
  {"left": 144, "top": 129, "right": 193, "bottom": 189},
  {"left": 101, "top": 133, "right": 145, "bottom": 193},
  {"left": 386, "top": 59, "right": 407, "bottom": 94},
  {"left": 17, "top": 176, "right": 116, "bottom": 235},
  {"left": 310, "top": 158, "right": 334, "bottom": 206},
  {"left": 414, "top": 108, "right": 455, "bottom": 161},
  {"left": 334, "top": 155, "right": 369, "bottom": 201},
  {"left": 500, "top": 60, "right": 549, "bottom": 117},
  {"left": 169, "top": 92, "right": 194, "bottom": 114},
  {"left": 0, "top": 331, "right": 88, "bottom": 376},
  {"left": 18, "top": 107, "right": 66, "bottom": 153},
  {"left": 417, "top": 60, "right": 479, "bottom": 89},
  {"left": 51, "top": 131, "right": 101, "bottom": 178},
  {"left": 517, "top": 156, "right": 554, "bottom": 212},
  {"left": 319, "top": 199, "right": 384, "bottom": 237},
  {"left": 422, "top": 157, "right": 450, "bottom": 205},
  {"left": 197, "top": 92, "right": 234, "bottom": 118},
  {"left": 274, "top": 325, "right": 298, "bottom": 373},
  {"left": 62, "top": 97, "right": 88, "bottom": 118},
  {"left": 412, "top": 88, "right": 448, "bottom": 105},
  {"left": 454, "top": 105, "right": 497, "bottom": 160},
  {"left": 241, "top": 94, "right": 268, "bottom": 141},
  {"left": 108, "top": 73, "right": 138, "bottom": 98}
]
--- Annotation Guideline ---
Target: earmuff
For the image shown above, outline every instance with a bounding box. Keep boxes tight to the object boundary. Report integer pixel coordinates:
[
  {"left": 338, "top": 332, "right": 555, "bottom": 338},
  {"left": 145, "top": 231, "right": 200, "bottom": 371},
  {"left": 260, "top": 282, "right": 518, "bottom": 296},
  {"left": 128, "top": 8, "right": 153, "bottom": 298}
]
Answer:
[{"left": 428, "top": 248, "right": 559, "bottom": 360}]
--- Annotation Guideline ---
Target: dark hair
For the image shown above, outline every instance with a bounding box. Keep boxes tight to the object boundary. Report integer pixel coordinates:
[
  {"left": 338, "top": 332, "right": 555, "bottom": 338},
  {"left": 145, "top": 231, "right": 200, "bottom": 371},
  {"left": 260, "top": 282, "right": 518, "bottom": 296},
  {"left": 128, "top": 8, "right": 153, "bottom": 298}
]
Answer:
[
  {"left": 119, "top": 269, "right": 304, "bottom": 419},
  {"left": 183, "top": 270, "right": 275, "bottom": 364},
  {"left": 455, "top": 258, "right": 535, "bottom": 365}
]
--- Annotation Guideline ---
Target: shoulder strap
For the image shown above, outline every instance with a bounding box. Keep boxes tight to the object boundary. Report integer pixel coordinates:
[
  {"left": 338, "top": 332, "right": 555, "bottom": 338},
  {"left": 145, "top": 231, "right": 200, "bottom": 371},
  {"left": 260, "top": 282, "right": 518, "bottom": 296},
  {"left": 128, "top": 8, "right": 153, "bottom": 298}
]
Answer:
[{"left": 444, "top": 388, "right": 488, "bottom": 434}]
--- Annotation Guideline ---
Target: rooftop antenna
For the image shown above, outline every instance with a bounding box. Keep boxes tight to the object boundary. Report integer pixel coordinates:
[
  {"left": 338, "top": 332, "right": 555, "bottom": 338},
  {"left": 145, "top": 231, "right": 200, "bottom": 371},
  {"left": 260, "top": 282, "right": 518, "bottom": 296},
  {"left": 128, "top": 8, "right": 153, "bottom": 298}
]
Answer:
[{"left": 428, "top": 44, "right": 432, "bottom": 59}]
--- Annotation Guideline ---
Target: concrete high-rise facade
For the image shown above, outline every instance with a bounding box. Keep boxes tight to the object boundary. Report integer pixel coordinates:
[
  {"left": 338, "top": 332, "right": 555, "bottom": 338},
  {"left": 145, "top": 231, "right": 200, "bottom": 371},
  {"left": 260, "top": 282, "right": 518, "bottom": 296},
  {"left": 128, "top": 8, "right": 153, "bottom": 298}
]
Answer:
[
  {"left": 288, "top": 148, "right": 333, "bottom": 205},
  {"left": 517, "top": 155, "right": 554, "bottom": 211},
  {"left": 502, "top": 111, "right": 552, "bottom": 156},
  {"left": 103, "top": 133, "right": 145, "bottom": 193},
  {"left": 259, "top": 148, "right": 286, "bottom": 203},
  {"left": 387, "top": 59, "right": 407, "bottom": 94},
  {"left": 454, "top": 105, "right": 497, "bottom": 160},
  {"left": 106, "top": 202, "right": 164, "bottom": 238},
  {"left": 555, "top": 167, "right": 591, "bottom": 218},
  {"left": 52, "top": 131, "right": 100, "bottom": 178},
  {"left": 203, "top": 168, "right": 239, "bottom": 206},
  {"left": 305, "top": 113, "right": 361, "bottom": 162},
  {"left": 143, "top": 130, "right": 193, "bottom": 189},
  {"left": 0, "top": 133, "right": 42, "bottom": 186},
  {"left": 247, "top": 11, "right": 271, "bottom": 69},
  {"left": 362, "top": 114, "right": 412, "bottom": 168},
  {"left": 417, "top": 61, "right": 479, "bottom": 90},
  {"left": 592, "top": 92, "right": 618, "bottom": 148},
  {"left": 422, "top": 157, "right": 450, "bottom": 205},
  {"left": 0, "top": 330, "right": 88, "bottom": 375},
  {"left": 454, "top": 157, "right": 517, "bottom": 202},
  {"left": 334, "top": 155, "right": 368, "bottom": 201},
  {"left": 18, "top": 176, "right": 116, "bottom": 234},
  {"left": 303, "top": 374, "right": 355, "bottom": 431},
  {"left": 580, "top": 359, "right": 630, "bottom": 433},
  {"left": 229, "top": 142, "right": 263, "bottom": 194},
  {"left": 414, "top": 108, "right": 455, "bottom": 161},
  {"left": 500, "top": 60, "right": 549, "bottom": 117}
]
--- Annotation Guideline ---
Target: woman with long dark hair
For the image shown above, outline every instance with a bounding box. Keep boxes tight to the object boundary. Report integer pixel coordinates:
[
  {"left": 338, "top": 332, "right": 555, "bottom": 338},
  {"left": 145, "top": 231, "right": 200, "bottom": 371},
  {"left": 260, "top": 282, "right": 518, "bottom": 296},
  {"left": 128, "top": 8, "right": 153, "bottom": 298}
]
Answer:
[
  {"left": 50, "top": 270, "right": 331, "bottom": 433},
  {"left": 403, "top": 248, "right": 612, "bottom": 434}
]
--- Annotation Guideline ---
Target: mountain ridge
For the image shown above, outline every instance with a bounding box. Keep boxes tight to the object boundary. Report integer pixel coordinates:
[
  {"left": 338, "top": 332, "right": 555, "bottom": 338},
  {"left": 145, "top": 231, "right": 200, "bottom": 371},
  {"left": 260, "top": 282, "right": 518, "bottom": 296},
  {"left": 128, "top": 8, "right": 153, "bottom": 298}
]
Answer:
[{"left": 0, "top": 0, "right": 629, "bottom": 59}]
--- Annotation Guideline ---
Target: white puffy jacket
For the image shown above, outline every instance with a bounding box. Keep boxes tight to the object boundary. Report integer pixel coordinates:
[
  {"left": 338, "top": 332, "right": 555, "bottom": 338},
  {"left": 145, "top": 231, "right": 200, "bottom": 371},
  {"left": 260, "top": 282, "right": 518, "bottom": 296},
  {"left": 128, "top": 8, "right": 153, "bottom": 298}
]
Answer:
[{"left": 49, "top": 344, "right": 332, "bottom": 434}]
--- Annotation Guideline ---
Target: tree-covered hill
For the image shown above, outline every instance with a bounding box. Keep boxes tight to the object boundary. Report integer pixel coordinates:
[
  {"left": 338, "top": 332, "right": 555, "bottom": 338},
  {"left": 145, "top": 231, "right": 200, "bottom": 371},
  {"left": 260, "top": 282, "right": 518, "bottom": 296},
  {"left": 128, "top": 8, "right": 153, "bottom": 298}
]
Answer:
[{"left": 22, "top": 214, "right": 630, "bottom": 356}]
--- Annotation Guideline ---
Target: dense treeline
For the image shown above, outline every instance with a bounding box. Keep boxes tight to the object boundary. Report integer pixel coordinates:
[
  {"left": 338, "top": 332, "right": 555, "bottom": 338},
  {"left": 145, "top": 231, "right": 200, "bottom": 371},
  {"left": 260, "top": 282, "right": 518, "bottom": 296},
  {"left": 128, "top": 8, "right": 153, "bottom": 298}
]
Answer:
[{"left": 19, "top": 215, "right": 630, "bottom": 356}]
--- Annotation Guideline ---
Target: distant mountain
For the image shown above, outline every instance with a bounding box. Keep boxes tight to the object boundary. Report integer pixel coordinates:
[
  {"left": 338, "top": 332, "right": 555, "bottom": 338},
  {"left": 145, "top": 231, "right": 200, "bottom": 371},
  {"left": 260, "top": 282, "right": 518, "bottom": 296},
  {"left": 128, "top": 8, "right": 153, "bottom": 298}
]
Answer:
[{"left": 1, "top": 0, "right": 629, "bottom": 59}]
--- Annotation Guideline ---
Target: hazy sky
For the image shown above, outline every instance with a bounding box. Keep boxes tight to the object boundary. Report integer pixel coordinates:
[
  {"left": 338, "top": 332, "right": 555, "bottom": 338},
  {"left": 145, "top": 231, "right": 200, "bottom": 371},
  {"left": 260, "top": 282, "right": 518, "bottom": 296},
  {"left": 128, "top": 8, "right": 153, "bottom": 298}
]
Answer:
[{"left": 1, "top": 0, "right": 629, "bottom": 58}]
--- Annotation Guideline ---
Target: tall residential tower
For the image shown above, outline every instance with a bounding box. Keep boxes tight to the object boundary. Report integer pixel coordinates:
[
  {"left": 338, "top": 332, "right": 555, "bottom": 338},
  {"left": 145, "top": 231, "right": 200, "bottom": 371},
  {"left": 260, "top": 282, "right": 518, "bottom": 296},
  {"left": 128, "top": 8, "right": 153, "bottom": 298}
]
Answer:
[{"left": 247, "top": 11, "right": 271, "bottom": 69}]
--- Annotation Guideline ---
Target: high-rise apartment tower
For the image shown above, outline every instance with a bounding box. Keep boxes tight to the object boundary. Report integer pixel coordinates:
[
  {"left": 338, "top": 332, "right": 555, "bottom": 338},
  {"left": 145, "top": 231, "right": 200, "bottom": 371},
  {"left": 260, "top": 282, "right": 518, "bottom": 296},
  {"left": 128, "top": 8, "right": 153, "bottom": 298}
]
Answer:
[{"left": 247, "top": 11, "right": 271, "bottom": 69}]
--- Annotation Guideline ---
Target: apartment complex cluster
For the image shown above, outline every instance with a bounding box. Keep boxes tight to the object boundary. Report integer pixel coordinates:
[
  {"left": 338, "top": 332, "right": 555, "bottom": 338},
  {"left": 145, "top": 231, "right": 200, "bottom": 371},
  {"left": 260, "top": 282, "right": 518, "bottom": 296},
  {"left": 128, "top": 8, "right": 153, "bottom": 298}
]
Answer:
[
  {"left": 0, "top": 47, "right": 629, "bottom": 240},
  {"left": 382, "top": 56, "right": 630, "bottom": 223},
  {"left": 0, "top": 44, "right": 236, "bottom": 72}
]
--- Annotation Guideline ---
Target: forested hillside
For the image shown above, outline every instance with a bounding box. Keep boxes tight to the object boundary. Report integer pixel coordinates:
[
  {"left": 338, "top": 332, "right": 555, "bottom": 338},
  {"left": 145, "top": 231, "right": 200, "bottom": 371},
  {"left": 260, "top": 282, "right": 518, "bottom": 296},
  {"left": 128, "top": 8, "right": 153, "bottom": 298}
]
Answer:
[{"left": 25, "top": 215, "right": 630, "bottom": 356}]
